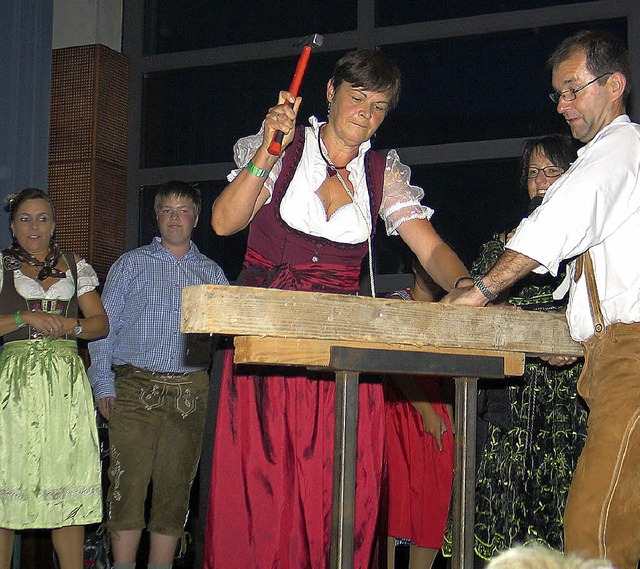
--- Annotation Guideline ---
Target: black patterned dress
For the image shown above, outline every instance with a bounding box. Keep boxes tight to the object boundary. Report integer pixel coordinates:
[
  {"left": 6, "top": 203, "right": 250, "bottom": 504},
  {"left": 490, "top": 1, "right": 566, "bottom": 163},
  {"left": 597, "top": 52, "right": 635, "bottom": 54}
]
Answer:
[{"left": 444, "top": 233, "right": 588, "bottom": 559}]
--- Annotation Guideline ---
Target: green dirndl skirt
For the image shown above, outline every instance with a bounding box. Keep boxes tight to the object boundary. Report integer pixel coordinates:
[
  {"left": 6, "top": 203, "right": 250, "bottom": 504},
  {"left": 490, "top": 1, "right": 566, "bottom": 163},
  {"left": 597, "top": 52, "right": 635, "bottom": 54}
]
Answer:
[{"left": 0, "top": 339, "right": 102, "bottom": 529}]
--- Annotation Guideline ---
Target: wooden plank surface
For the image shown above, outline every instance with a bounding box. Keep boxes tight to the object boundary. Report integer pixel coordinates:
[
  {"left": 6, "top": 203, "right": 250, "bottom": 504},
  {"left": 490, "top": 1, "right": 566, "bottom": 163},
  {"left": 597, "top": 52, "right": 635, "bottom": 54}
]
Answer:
[
  {"left": 234, "top": 336, "right": 526, "bottom": 376},
  {"left": 182, "top": 285, "right": 583, "bottom": 357}
]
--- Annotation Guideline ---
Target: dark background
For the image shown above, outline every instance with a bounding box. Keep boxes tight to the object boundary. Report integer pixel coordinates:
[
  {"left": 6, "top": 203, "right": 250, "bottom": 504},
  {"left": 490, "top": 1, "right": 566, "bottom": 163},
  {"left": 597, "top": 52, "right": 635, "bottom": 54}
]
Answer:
[{"left": 137, "top": 4, "right": 627, "bottom": 278}]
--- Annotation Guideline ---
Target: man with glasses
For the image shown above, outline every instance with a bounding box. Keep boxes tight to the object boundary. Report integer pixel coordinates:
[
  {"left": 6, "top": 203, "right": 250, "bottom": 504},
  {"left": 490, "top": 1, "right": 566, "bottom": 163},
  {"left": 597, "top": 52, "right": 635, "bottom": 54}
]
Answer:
[{"left": 443, "top": 30, "right": 640, "bottom": 569}]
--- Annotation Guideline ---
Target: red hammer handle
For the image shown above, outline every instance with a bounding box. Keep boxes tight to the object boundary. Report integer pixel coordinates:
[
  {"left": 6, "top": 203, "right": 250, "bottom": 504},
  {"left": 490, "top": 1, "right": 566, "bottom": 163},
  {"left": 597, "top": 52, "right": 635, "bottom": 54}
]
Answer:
[
  {"left": 267, "top": 45, "right": 312, "bottom": 155},
  {"left": 289, "top": 44, "right": 312, "bottom": 97}
]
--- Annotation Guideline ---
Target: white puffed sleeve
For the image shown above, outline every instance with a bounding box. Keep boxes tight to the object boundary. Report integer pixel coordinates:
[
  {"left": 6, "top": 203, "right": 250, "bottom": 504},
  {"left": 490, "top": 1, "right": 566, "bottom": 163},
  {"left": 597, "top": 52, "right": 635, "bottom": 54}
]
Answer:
[
  {"left": 77, "top": 259, "right": 100, "bottom": 296},
  {"left": 226, "top": 124, "right": 283, "bottom": 203},
  {"left": 379, "top": 150, "right": 433, "bottom": 236}
]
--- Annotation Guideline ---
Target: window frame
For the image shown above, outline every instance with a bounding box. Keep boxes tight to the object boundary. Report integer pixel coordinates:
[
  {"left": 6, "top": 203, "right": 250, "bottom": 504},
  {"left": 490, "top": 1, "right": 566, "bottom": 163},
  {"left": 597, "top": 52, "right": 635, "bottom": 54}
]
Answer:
[{"left": 122, "top": 0, "right": 640, "bottom": 285}]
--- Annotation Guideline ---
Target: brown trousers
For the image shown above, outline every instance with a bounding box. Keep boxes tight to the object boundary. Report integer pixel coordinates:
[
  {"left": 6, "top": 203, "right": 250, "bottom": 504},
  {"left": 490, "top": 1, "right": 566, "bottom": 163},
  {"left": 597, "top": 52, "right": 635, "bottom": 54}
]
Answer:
[
  {"left": 107, "top": 365, "right": 209, "bottom": 537},
  {"left": 564, "top": 322, "right": 640, "bottom": 569}
]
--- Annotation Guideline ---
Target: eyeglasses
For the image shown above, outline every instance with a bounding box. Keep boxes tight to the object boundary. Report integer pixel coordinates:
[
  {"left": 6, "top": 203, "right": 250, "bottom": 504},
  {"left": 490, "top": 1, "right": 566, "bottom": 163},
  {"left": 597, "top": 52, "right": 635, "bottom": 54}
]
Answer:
[
  {"left": 549, "top": 72, "right": 612, "bottom": 104},
  {"left": 526, "top": 166, "right": 564, "bottom": 179}
]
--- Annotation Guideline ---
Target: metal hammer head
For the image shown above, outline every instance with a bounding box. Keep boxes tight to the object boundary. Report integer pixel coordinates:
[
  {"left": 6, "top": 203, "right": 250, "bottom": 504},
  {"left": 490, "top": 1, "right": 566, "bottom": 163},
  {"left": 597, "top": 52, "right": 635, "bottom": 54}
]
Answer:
[{"left": 299, "top": 33, "right": 323, "bottom": 48}]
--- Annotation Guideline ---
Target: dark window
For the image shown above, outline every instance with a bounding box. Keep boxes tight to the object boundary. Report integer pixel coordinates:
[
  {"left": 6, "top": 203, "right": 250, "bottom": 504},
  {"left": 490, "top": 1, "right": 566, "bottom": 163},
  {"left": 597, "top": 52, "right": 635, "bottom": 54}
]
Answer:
[
  {"left": 374, "top": 158, "right": 524, "bottom": 272},
  {"left": 142, "top": 52, "right": 343, "bottom": 168},
  {"left": 375, "top": 19, "right": 627, "bottom": 149},
  {"left": 144, "top": 0, "right": 356, "bottom": 54},
  {"left": 142, "top": 20, "right": 625, "bottom": 168},
  {"left": 376, "top": 0, "right": 606, "bottom": 27}
]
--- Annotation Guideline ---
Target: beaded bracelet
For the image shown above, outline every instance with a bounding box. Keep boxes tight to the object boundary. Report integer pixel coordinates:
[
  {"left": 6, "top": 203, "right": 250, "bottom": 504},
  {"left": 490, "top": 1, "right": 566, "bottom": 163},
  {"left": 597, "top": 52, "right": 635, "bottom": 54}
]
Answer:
[
  {"left": 13, "top": 310, "right": 25, "bottom": 328},
  {"left": 472, "top": 275, "right": 498, "bottom": 301},
  {"left": 245, "top": 159, "right": 269, "bottom": 178}
]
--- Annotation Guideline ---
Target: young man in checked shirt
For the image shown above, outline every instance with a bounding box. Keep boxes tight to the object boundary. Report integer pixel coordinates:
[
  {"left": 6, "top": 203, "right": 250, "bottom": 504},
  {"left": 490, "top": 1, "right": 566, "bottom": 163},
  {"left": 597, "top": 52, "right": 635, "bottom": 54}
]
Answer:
[{"left": 88, "top": 180, "right": 228, "bottom": 569}]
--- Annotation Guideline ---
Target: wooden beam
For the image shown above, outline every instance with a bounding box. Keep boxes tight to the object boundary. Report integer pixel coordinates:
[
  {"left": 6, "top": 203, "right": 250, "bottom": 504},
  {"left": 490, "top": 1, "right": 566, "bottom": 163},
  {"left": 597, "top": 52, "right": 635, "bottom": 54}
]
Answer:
[
  {"left": 234, "top": 336, "right": 526, "bottom": 376},
  {"left": 182, "top": 285, "right": 583, "bottom": 357}
]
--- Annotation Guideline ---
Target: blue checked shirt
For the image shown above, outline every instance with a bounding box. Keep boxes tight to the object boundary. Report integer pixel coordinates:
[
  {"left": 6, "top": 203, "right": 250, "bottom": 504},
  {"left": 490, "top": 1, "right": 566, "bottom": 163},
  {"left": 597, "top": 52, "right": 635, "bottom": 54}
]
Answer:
[{"left": 88, "top": 237, "right": 228, "bottom": 402}]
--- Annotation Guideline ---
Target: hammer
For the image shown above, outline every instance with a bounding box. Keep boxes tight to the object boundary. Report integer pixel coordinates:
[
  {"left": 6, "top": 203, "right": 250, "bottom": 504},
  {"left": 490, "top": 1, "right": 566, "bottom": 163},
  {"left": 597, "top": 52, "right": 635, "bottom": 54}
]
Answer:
[{"left": 267, "top": 33, "right": 324, "bottom": 155}]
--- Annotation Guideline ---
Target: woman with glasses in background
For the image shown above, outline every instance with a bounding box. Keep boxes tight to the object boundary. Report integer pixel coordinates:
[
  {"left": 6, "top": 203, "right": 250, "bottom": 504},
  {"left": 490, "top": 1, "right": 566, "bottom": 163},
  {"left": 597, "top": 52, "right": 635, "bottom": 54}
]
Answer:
[{"left": 443, "top": 134, "right": 588, "bottom": 564}]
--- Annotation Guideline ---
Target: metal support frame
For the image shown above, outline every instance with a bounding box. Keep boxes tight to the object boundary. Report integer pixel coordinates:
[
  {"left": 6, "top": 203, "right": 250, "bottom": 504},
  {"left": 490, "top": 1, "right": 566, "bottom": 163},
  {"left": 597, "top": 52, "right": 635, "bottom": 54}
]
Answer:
[
  {"left": 327, "top": 347, "right": 501, "bottom": 569},
  {"left": 452, "top": 377, "right": 478, "bottom": 568},
  {"left": 330, "top": 371, "right": 360, "bottom": 569}
]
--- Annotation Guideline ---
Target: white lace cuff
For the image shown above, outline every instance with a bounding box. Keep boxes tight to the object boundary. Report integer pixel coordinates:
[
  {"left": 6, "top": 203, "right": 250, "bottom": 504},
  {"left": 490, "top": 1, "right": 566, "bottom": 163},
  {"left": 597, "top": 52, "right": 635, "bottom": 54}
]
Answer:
[
  {"left": 227, "top": 123, "right": 282, "bottom": 201},
  {"left": 380, "top": 150, "right": 433, "bottom": 236}
]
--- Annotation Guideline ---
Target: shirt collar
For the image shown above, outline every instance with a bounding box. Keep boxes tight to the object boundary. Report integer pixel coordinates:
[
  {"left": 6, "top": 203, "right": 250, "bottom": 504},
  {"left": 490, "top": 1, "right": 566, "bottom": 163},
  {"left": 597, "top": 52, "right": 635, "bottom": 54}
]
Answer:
[
  {"left": 150, "top": 236, "right": 199, "bottom": 259},
  {"left": 577, "top": 114, "right": 630, "bottom": 156}
]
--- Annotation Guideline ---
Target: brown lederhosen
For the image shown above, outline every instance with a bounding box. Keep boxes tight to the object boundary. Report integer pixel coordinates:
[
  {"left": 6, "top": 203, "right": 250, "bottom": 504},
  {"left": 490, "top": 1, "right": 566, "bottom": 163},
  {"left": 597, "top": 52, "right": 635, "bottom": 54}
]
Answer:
[{"left": 563, "top": 252, "right": 640, "bottom": 569}]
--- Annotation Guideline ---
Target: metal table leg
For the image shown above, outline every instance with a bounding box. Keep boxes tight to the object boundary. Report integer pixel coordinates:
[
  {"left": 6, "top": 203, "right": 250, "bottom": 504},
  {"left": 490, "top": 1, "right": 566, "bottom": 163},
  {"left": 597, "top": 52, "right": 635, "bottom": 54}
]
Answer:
[
  {"left": 324, "top": 348, "right": 498, "bottom": 569},
  {"left": 329, "top": 370, "right": 360, "bottom": 569},
  {"left": 451, "top": 376, "right": 478, "bottom": 569}
]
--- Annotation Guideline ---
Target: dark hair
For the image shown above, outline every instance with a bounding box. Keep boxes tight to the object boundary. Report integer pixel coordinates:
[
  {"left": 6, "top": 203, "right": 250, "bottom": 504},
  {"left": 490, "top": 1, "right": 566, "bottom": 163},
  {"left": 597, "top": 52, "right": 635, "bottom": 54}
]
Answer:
[
  {"left": 5, "top": 188, "right": 57, "bottom": 222},
  {"left": 520, "top": 134, "right": 578, "bottom": 189},
  {"left": 547, "top": 30, "right": 631, "bottom": 100},
  {"left": 332, "top": 50, "right": 402, "bottom": 110},
  {"left": 154, "top": 180, "right": 202, "bottom": 217}
]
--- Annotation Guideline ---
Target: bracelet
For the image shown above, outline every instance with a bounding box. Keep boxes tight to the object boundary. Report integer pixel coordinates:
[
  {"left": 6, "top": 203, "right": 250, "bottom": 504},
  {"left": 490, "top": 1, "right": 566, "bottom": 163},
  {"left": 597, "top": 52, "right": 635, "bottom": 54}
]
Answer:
[
  {"left": 13, "top": 310, "right": 25, "bottom": 328},
  {"left": 245, "top": 159, "right": 269, "bottom": 178},
  {"left": 454, "top": 276, "right": 473, "bottom": 288},
  {"left": 472, "top": 275, "right": 498, "bottom": 301}
]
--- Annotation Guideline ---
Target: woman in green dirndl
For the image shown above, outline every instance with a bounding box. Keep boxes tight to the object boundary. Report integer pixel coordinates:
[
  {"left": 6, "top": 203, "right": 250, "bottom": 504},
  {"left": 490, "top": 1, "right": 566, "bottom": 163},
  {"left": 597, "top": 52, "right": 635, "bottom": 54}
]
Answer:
[{"left": 0, "top": 188, "right": 109, "bottom": 569}]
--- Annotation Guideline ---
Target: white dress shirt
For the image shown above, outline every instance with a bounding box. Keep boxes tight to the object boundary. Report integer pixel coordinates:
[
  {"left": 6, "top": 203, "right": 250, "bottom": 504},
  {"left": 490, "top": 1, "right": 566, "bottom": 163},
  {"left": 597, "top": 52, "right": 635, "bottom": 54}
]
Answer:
[{"left": 507, "top": 115, "right": 640, "bottom": 341}]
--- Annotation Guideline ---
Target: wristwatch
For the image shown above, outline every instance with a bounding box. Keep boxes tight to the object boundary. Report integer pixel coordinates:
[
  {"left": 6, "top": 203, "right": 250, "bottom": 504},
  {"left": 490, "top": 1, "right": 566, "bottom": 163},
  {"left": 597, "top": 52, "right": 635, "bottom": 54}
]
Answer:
[{"left": 73, "top": 319, "right": 83, "bottom": 337}]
